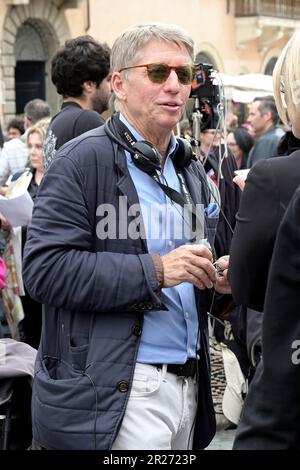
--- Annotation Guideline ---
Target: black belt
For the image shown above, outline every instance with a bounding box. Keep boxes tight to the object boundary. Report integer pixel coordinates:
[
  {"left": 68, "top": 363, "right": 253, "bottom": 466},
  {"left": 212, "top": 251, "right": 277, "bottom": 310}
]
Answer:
[{"left": 151, "top": 359, "right": 197, "bottom": 378}]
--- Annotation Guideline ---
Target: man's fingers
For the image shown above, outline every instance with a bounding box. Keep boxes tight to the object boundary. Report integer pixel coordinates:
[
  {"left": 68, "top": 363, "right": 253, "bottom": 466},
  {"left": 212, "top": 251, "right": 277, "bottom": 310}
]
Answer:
[
  {"left": 186, "top": 264, "right": 215, "bottom": 289},
  {"left": 185, "top": 244, "right": 213, "bottom": 261},
  {"left": 161, "top": 244, "right": 217, "bottom": 288},
  {"left": 190, "top": 256, "right": 217, "bottom": 283},
  {"left": 186, "top": 272, "right": 206, "bottom": 290}
]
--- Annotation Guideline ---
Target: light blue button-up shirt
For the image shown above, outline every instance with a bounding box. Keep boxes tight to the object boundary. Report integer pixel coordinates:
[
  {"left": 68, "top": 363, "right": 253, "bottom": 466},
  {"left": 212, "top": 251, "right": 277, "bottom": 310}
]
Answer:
[{"left": 120, "top": 114, "right": 199, "bottom": 364}]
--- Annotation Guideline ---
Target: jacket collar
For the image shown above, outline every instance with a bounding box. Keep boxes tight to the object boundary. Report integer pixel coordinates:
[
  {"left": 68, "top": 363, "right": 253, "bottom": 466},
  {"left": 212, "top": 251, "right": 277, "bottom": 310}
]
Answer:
[{"left": 112, "top": 142, "right": 148, "bottom": 252}]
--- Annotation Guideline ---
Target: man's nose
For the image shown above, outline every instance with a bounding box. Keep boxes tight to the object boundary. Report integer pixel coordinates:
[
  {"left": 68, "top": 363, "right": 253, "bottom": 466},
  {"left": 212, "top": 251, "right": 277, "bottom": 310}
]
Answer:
[{"left": 164, "top": 70, "right": 181, "bottom": 90}]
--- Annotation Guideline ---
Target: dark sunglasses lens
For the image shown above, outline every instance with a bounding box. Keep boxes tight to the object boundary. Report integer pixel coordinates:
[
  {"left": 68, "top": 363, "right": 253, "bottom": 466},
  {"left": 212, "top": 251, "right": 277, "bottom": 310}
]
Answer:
[
  {"left": 176, "top": 66, "right": 194, "bottom": 84},
  {"left": 147, "top": 64, "right": 194, "bottom": 84},
  {"left": 147, "top": 64, "right": 170, "bottom": 83}
]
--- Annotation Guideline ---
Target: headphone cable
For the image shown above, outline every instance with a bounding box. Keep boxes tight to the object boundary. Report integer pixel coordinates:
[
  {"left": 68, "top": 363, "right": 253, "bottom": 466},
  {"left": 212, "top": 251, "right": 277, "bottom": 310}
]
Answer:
[{"left": 83, "top": 370, "right": 99, "bottom": 450}]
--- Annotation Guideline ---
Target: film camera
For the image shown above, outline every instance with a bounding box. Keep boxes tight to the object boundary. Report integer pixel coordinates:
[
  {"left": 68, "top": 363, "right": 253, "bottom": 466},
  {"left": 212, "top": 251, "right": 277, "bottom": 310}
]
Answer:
[{"left": 190, "top": 63, "right": 220, "bottom": 131}]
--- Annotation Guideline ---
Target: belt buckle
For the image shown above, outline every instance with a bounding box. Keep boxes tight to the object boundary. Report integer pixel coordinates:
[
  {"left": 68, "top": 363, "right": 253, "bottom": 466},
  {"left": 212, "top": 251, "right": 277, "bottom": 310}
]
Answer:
[
  {"left": 184, "top": 360, "right": 193, "bottom": 377},
  {"left": 177, "top": 359, "right": 196, "bottom": 378}
]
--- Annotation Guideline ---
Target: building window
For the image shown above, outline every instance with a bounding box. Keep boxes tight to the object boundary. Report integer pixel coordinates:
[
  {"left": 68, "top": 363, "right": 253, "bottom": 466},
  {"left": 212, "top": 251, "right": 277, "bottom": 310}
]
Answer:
[{"left": 195, "top": 52, "right": 217, "bottom": 67}]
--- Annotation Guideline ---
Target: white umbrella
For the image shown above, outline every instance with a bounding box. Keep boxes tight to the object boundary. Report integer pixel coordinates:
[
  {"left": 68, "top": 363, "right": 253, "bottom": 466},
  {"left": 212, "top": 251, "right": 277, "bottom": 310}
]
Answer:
[{"left": 216, "top": 73, "right": 273, "bottom": 103}]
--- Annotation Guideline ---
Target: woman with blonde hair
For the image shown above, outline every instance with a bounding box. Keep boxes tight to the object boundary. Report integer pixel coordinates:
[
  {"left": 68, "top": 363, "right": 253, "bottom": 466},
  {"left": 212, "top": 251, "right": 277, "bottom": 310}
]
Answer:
[
  {"left": 25, "top": 118, "right": 50, "bottom": 196},
  {"left": 1, "top": 118, "right": 50, "bottom": 343},
  {"left": 232, "top": 29, "right": 300, "bottom": 449},
  {"left": 18, "top": 118, "right": 50, "bottom": 347}
]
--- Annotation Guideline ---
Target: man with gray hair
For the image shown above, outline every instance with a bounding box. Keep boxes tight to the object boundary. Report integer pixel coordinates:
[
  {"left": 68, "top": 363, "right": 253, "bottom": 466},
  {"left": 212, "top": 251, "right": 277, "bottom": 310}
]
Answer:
[
  {"left": 23, "top": 23, "right": 229, "bottom": 450},
  {"left": 247, "top": 95, "right": 284, "bottom": 168},
  {"left": 23, "top": 98, "right": 51, "bottom": 129}
]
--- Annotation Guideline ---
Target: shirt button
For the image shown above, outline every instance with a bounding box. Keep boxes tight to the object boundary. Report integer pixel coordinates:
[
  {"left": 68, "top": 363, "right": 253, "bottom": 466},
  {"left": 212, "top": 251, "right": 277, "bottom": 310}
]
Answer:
[
  {"left": 167, "top": 240, "right": 173, "bottom": 247},
  {"left": 185, "top": 311, "right": 189, "bottom": 319}
]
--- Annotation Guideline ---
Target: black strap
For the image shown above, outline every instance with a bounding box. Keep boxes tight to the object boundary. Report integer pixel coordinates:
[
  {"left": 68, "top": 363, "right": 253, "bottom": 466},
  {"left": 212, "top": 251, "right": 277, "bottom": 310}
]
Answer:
[
  {"left": 114, "top": 114, "right": 137, "bottom": 147},
  {"left": 153, "top": 174, "right": 203, "bottom": 235},
  {"left": 112, "top": 114, "right": 205, "bottom": 234}
]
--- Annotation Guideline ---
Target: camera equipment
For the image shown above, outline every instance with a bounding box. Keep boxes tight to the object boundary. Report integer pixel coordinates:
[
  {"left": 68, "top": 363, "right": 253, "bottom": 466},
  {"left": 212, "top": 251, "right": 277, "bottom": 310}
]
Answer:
[{"left": 190, "top": 63, "right": 220, "bottom": 132}]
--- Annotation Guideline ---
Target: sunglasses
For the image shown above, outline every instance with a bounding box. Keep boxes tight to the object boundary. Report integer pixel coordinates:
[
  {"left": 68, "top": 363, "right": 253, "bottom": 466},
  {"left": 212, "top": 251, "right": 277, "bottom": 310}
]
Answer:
[{"left": 119, "top": 63, "right": 195, "bottom": 85}]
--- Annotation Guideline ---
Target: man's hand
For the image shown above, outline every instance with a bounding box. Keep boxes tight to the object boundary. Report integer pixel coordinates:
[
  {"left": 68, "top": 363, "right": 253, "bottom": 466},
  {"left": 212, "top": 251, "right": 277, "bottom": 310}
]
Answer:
[
  {"left": 233, "top": 175, "right": 245, "bottom": 191},
  {"left": 0, "top": 213, "right": 11, "bottom": 231},
  {"left": 161, "top": 244, "right": 217, "bottom": 290},
  {"left": 0, "top": 186, "right": 8, "bottom": 196},
  {"left": 214, "top": 255, "right": 231, "bottom": 294}
]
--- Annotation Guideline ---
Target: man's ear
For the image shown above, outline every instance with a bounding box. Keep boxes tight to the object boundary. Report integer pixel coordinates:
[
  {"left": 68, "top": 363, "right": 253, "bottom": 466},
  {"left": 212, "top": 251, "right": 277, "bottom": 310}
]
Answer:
[
  {"left": 24, "top": 116, "right": 32, "bottom": 130},
  {"left": 111, "top": 72, "right": 127, "bottom": 102},
  {"left": 82, "top": 81, "right": 96, "bottom": 95},
  {"left": 263, "top": 110, "right": 273, "bottom": 123}
]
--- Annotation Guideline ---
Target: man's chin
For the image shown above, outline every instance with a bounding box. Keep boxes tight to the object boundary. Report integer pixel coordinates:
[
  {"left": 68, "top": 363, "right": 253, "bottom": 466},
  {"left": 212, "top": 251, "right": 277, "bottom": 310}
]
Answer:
[{"left": 158, "top": 116, "right": 182, "bottom": 131}]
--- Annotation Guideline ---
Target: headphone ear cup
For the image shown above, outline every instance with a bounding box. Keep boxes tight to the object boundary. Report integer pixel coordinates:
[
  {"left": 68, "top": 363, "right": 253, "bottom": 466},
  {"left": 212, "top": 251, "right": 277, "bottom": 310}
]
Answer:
[
  {"left": 173, "top": 137, "right": 194, "bottom": 169},
  {"left": 132, "top": 141, "right": 161, "bottom": 173}
]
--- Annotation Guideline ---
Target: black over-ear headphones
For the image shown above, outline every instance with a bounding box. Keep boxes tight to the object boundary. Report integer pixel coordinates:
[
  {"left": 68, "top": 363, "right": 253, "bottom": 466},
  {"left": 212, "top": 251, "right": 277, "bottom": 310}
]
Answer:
[{"left": 105, "top": 114, "right": 195, "bottom": 174}]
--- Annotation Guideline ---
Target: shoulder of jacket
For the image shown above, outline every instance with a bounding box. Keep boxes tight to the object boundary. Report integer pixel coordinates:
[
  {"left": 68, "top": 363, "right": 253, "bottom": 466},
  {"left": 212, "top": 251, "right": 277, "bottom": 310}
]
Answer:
[
  {"left": 57, "top": 125, "right": 108, "bottom": 153},
  {"left": 77, "top": 108, "right": 104, "bottom": 122},
  {"left": 189, "top": 159, "right": 207, "bottom": 180},
  {"left": 52, "top": 126, "right": 115, "bottom": 173}
]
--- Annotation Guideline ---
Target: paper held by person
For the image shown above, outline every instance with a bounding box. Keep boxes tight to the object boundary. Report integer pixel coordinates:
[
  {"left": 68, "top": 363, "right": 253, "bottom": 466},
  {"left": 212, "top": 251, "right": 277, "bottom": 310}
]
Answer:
[
  {"left": 234, "top": 169, "right": 250, "bottom": 181},
  {"left": 0, "top": 191, "right": 33, "bottom": 227}
]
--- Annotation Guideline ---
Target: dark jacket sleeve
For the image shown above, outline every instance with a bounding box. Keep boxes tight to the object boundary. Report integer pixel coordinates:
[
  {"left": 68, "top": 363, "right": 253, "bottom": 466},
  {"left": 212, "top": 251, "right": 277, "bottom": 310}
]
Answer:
[
  {"left": 215, "top": 149, "right": 240, "bottom": 257},
  {"left": 228, "top": 159, "right": 281, "bottom": 311},
  {"left": 23, "top": 154, "right": 162, "bottom": 313},
  {"left": 234, "top": 187, "right": 300, "bottom": 449}
]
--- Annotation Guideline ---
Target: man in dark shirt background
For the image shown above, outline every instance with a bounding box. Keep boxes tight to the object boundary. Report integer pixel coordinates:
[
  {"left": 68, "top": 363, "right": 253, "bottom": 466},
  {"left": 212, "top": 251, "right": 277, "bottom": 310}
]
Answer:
[
  {"left": 246, "top": 95, "right": 284, "bottom": 168},
  {"left": 44, "top": 35, "right": 111, "bottom": 169}
]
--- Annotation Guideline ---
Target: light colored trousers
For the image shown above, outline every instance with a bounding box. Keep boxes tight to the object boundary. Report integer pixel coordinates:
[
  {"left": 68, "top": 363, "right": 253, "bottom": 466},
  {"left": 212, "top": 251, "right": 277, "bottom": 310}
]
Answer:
[{"left": 112, "top": 362, "right": 198, "bottom": 450}]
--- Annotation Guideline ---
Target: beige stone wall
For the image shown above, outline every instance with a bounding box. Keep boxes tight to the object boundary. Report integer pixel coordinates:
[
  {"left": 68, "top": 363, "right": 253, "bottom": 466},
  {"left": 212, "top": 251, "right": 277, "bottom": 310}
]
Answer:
[
  {"left": 0, "top": 0, "right": 72, "bottom": 126},
  {"left": 0, "top": 0, "right": 299, "bottom": 127},
  {"left": 86, "top": 0, "right": 300, "bottom": 74},
  {"left": 87, "top": 0, "right": 241, "bottom": 73}
]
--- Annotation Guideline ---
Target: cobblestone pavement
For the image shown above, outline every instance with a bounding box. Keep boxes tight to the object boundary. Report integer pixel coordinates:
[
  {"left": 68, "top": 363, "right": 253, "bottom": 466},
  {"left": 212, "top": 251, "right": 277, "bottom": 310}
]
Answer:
[
  {"left": 206, "top": 429, "right": 235, "bottom": 450},
  {"left": 205, "top": 413, "right": 237, "bottom": 450},
  {"left": 206, "top": 429, "right": 236, "bottom": 450}
]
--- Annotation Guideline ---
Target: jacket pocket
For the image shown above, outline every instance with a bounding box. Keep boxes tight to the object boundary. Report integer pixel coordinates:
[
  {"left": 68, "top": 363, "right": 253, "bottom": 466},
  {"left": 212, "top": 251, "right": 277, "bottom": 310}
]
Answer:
[
  {"left": 32, "top": 355, "right": 96, "bottom": 450},
  {"left": 129, "top": 363, "right": 161, "bottom": 397},
  {"left": 69, "top": 335, "right": 89, "bottom": 371}
]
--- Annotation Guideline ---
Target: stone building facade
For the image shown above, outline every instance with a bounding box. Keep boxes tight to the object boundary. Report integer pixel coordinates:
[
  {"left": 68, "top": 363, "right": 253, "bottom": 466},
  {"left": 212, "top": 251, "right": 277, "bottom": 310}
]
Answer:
[
  {"left": 0, "top": 0, "right": 86, "bottom": 126},
  {"left": 0, "top": 0, "right": 300, "bottom": 127}
]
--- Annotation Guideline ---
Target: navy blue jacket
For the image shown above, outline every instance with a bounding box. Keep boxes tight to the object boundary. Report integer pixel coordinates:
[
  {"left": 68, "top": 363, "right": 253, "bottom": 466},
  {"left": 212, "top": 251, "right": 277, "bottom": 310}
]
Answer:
[{"left": 23, "top": 126, "right": 217, "bottom": 450}]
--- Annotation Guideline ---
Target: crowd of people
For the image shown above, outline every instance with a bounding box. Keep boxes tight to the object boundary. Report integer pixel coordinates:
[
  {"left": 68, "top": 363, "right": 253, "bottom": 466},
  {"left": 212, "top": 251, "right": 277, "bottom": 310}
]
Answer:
[{"left": 0, "top": 22, "right": 300, "bottom": 451}]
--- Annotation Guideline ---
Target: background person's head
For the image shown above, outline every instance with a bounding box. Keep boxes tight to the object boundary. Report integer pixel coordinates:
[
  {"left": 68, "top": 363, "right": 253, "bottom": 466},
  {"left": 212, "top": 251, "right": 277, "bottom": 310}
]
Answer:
[
  {"left": 273, "top": 29, "right": 300, "bottom": 138},
  {"left": 226, "top": 113, "right": 239, "bottom": 129},
  {"left": 24, "top": 99, "right": 51, "bottom": 130},
  {"left": 51, "top": 35, "right": 111, "bottom": 114},
  {"left": 111, "top": 23, "right": 194, "bottom": 138},
  {"left": 6, "top": 118, "right": 25, "bottom": 139},
  {"left": 26, "top": 118, "right": 51, "bottom": 174},
  {"left": 227, "top": 128, "right": 254, "bottom": 169},
  {"left": 200, "top": 128, "right": 221, "bottom": 156},
  {"left": 247, "top": 96, "right": 279, "bottom": 138},
  {"left": 179, "top": 118, "right": 192, "bottom": 138}
]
